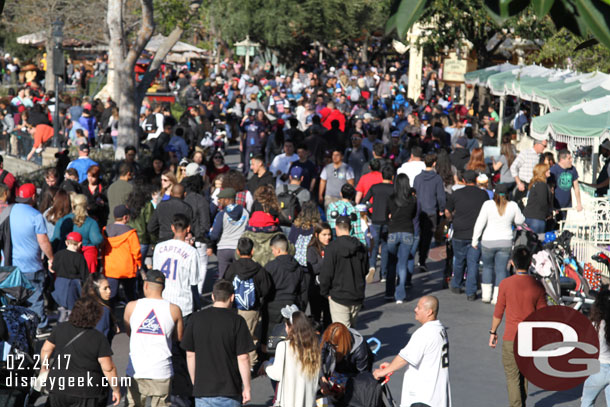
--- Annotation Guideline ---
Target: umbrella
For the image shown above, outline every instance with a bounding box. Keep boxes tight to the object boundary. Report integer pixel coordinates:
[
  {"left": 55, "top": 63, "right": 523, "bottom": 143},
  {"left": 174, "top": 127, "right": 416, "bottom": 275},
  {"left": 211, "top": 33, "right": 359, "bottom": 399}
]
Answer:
[{"left": 531, "top": 95, "right": 610, "bottom": 146}]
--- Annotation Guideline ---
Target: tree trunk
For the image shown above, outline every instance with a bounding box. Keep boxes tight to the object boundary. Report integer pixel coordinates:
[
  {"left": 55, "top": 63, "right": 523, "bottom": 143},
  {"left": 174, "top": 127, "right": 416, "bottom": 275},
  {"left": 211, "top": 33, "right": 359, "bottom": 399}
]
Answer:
[{"left": 108, "top": 0, "right": 202, "bottom": 159}]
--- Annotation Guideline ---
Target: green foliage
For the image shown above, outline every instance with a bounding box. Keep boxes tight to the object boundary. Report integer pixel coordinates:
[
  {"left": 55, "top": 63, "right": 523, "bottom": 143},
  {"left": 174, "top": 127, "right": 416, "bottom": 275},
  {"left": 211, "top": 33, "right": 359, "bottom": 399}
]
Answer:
[
  {"left": 154, "top": 0, "right": 204, "bottom": 36},
  {"left": 205, "top": 0, "right": 392, "bottom": 62},
  {"left": 0, "top": 25, "right": 39, "bottom": 62},
  {"left": 388, "top": 0, "right": 610, "bottom": 51},
  {"left": 528, "top": 28, "right": 610, "bottom": 72}
]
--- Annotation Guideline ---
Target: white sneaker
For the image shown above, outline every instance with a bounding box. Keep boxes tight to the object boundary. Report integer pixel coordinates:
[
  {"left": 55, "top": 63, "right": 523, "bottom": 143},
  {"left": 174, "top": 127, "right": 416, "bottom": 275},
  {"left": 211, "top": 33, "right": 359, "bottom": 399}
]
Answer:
[{"left": 396, "top": 300, "right": 403, "bottom": 304}]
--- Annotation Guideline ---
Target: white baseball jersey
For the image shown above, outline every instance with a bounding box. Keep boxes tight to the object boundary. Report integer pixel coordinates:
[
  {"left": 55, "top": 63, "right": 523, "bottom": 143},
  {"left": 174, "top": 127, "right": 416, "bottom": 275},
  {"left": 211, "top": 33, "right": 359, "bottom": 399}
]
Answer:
[
  {"left": 399, "top": 320, "right": 451, "bottom": 407},
  {"left": 152, "top": 239, "right": 200, "bottom": 316}
]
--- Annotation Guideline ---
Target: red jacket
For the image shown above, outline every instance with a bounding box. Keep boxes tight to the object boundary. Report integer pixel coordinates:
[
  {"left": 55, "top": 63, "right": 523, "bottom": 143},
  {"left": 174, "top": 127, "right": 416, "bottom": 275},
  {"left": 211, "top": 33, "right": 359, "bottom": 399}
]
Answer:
[{"left": 320, "top": 107, "right": 346, "bottom": 132}]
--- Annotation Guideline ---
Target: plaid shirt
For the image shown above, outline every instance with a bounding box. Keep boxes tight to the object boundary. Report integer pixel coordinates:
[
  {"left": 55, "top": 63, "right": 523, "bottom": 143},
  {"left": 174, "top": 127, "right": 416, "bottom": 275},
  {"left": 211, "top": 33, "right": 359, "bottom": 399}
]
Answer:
[
  {"left": 510, "top": 148, "right": 540, "bottom": 183},
  {"left": 326, "top": 200, "right": 366, "bottom": 244}
]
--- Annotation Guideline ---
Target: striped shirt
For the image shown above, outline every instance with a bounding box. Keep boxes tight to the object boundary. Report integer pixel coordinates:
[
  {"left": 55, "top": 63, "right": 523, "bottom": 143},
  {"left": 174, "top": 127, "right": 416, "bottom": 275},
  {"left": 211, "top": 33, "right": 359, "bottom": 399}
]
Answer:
[
  {"left": 152, "top": 239, "right": 200, "bottom": 316},
  {"left": 510, "top": 148, "right": 540, "bottom": 183}
]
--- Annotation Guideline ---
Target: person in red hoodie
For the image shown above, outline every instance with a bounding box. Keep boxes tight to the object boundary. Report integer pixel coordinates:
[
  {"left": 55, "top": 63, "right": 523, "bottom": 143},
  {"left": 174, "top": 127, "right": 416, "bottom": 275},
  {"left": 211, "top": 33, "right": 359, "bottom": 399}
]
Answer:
[
  {"left": 320, "top": 101, "right": 346, "bottom": 132},
  {"left": 102, "top": 204, "right": 142, "bottom": 304}
]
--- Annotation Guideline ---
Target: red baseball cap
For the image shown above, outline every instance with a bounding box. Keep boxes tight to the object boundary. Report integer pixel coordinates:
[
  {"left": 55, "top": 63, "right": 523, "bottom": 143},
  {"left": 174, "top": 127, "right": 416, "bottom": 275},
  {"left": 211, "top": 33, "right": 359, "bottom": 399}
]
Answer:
[
  {"left": 66, "top": 232, "right": 82, "bottom": 243},
  {"left": 16, "top": 183, "right": 36, "bottom": 203}
]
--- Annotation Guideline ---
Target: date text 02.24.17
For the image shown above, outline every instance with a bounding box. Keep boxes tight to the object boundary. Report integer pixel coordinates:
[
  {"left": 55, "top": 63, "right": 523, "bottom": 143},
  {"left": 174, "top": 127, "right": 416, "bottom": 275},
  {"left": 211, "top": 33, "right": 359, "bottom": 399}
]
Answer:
[{"left": 5, "top": 353, "right": 71, "bottom": 370}]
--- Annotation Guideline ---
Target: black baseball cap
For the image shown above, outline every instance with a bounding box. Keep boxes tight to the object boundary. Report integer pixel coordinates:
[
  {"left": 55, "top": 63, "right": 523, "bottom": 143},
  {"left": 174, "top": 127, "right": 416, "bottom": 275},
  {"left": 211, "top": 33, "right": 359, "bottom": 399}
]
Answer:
[{"left": 145, "top": 269, "right": 165, "bottom": 286}]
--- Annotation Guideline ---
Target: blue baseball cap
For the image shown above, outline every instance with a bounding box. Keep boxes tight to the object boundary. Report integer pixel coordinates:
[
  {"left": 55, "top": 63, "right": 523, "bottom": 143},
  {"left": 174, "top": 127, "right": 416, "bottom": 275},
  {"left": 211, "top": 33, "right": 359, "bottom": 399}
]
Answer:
[{"left": 290, "top": 166, "right": 304, "bottom": 179}]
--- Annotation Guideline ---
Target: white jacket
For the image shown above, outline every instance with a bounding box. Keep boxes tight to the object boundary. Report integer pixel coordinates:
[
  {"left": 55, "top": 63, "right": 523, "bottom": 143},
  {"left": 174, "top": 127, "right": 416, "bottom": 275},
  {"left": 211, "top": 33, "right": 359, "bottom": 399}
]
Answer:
[{"left": 472, "top": 200, "right": 525, "bottom": 243}]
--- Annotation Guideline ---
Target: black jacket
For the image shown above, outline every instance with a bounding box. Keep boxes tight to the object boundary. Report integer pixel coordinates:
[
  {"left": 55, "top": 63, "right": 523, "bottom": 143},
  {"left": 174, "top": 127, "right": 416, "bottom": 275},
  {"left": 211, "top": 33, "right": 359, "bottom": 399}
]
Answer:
[
  {"left": 247, "top": 170, "right": 275, "bottom": 194},
  {"left": 319, "top": 236, "right": 368, "bottom": 306},
  {"left": 265, "top": 254, "right": 306, "bottom": 308},
  {"left": 321, "top": 328, "right": 373, "bottom": 377},
  {"left": 524, "top": 182, "right": 552, "bottom": 220},
  {"left": 224, "top": 257, "right": 272, "bottom": 310},
  {"left": 147, "top": 197, "right": 194, "bottom": 242},
  {"left": 450, "top": 148, "right": 470, "bottom": 172},
  {"left": 184, "top": 191, "right": 210, "bottom": 242},
  {"left": 306, "top": 245, "right": 325, "bottom": 276}
]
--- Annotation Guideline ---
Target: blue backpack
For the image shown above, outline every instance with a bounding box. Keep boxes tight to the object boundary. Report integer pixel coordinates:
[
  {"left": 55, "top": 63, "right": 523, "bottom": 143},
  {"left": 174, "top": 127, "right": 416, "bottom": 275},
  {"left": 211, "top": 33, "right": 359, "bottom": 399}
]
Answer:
[{"left": 233, "top": 276, "right": 257, "bottom": 311}]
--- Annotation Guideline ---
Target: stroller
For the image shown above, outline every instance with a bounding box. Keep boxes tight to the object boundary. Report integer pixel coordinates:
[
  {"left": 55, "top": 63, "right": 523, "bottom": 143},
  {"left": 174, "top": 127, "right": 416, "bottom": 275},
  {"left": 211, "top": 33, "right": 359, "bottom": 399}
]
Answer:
[
  {"left": 530, "top": 230, "right": 596, "bottom": 311},
  {"left": 0, "top": 267, "right": 41, "bottom": 407}
]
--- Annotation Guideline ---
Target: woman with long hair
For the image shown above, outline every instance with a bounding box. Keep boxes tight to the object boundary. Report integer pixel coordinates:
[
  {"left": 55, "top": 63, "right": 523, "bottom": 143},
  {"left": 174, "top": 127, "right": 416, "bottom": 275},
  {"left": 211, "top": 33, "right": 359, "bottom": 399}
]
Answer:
[
  {"left": 207, "top": 150, "right": 230, "bottom": 183},
  {"left": 81, "top": 165, "right": 109, "bottom": 228},
  {"left": 524, "top": 163, "right": 552, "bottom": 234},
  {"left": 39, "top": 296, "right": 121, "bottom": 407},
  {"left": 307, "top": 222, "right": 332, "bottom": 329},
  {"left": 127, "top": 182, "right": 161, "bottom": 261},
  {"left": 435, "top": 149, "right": 458, "bottom": 194},
  {"left": 52, "top": 193, "right": 103, "bottom": 273},
  {"left": 262, "top": 309, "right": 321, "bottom": 407},
  {"left": 43, "top": 188, "right": 70, "bottom": 239},
  {"left": 160, "top": 169, "right": 177, "bottom": 201},
  {"left": 581, "top": 288, "right": 610, "bottom": 406},
  {"left": 82, "top": 273, "right": 118, "bottom": 344},
  {"left": 492, "top": 135, "right": 517, "bottom": 192},
  {"left": 472, "top": 183, "right": 525, "bottom": 303},
  {"left": 387, "top": 174, "right": 418, "bottom": 304},
  {"left": 465, "top": 147, "right": 489, "bottom": 176},
  {"left": 319, "top": 322, "right": 373, "bottom": 399}
]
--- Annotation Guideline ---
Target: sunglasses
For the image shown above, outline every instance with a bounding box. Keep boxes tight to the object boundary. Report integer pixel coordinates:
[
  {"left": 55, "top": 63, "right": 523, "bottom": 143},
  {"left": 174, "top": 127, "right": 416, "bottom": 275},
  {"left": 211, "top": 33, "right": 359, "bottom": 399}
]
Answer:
[{"left": 213, "top": 156, "right": 223, "bottom": 159}]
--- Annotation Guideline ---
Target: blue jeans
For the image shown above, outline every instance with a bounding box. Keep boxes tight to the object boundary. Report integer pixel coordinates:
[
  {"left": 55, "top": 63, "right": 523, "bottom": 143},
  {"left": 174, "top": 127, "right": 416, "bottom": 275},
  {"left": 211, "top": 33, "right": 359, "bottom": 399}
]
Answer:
[
  {"left": 481, "top": 246, "right": 511, "bottom": 286},
  {"left": 387, "top": 232, "right": 414, "bottom": 301},
  {"left": 451, "top": 239, "right": 480, "bottom": 296},
  {"left": 24, "top": 270, "right": 48, "bottom": 328},
  {"left": 525, "top": 218, "right": 545, "bottom": 234},
  {"left": 581, "top": 363, "right": 610, "bottom": 406},
  {"left": 195, "top": 396, "right": 240, "bottom": 407},
  {"left": 369, "top": 224, "right": 389, "bottom": 279}
]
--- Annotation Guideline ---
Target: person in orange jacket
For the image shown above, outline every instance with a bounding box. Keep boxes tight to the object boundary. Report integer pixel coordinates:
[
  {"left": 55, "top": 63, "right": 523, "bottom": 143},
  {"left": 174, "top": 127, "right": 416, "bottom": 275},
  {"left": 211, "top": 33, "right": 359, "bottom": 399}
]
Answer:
[{"left": 102, "top": 204, "right": 142, "bottom": 303}]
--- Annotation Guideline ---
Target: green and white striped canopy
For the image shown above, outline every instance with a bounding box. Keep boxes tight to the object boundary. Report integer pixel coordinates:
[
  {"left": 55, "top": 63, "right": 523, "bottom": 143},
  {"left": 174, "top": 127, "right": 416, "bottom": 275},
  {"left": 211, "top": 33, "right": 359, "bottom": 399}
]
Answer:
[{"left": 531, "top": 95, "right": 610, "bottom": 146}]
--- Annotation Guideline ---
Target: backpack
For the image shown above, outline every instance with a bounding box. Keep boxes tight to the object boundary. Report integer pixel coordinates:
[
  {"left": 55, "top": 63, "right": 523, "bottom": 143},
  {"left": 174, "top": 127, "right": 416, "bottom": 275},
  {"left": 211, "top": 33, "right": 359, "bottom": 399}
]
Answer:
[
  {"left": 277, "top": 185, "right": 303, "bottom": 226},
  {"left": 143, "top": 114, "right": 158, "bottom": 133},
  {"left": 0, "top": 171, "right": 8, "bottom": 187},
  {"left": 232, "top": 275, "right": 257, "bottom": 311},
  {"left": 294, "top": 234, "right": 313, "bottom": 267}
]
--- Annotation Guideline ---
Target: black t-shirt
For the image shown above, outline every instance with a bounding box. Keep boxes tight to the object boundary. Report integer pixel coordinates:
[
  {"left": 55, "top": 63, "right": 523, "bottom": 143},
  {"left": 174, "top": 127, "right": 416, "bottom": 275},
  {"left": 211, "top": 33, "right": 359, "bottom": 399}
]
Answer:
[
  {"left": 388, "top": 197, "right": 417, "bottom": 234},
  {"left": 445, "top": 185, "right": 489, "bottom": 240},
  {"left": 181, "top": 307, "right": 254, "bottom": 399},
  {"left": 53, "top": 249, "right": 88, "bottom": 281},
  {"left": 47, "top": 323, "right": 113, "bottom": 397},
  {"left": 363, "top": 183, "right": 394, "bottom": 224}
]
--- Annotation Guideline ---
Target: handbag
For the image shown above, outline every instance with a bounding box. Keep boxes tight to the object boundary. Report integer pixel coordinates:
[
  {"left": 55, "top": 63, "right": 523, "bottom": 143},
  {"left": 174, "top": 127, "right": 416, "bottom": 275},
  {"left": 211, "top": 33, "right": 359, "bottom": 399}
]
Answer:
[{"left": 33, "top": 328, "right": 87, "bottom": 394}]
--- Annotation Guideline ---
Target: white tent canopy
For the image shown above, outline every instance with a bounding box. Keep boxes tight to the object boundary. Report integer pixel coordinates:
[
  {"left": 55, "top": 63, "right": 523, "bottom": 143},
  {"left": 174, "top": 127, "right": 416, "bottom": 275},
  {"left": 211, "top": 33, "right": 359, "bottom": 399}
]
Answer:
[{"left": 145, "top": 34, "right": 208, "bottom": 55}]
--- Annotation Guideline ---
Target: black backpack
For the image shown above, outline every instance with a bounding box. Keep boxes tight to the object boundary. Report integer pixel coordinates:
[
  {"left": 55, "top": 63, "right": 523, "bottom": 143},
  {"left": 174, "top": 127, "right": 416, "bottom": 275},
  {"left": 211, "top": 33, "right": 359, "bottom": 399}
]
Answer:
[
  {"left": 277, "top": 185, "right": 303, "bottom": 226},
  {"left": 143, "top": 113, "right": 158, "bottom": 133}
]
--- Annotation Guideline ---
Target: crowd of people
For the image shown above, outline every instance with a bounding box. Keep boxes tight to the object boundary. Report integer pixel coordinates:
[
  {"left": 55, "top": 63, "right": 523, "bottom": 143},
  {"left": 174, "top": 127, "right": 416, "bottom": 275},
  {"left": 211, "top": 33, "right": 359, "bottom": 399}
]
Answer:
[{"left": 0, "top": 52, "right": 608, "bottom": 407}]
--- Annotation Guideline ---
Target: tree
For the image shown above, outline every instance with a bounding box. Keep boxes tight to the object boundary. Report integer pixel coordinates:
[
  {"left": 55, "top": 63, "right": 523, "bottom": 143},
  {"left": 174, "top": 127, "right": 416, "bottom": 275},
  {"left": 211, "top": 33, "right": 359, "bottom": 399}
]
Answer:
[
  {"left": 387, "top": 0, "right": 610, "bottom": 53},
  {"left": 2, "top": 0, "right": 106, "bottom": 91},
  {"left": 205, "top": 0, "right": 392, "bottom": 64},
  {"left": 107, "top": 0, "right": 202, "bottom": 159},
  {"left": 528, "top": 28, "right": 610, "bottom": 72},
  {"left": 415, "top": 0, "right": 554, "bottom": 66}
]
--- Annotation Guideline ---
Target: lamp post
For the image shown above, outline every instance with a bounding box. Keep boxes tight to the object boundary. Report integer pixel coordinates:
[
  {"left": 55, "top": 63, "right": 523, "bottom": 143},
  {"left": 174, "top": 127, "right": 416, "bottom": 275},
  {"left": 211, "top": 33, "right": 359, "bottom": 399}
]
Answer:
[{"left": 52, "top": 19, "right": 64, "bottom": 148}]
